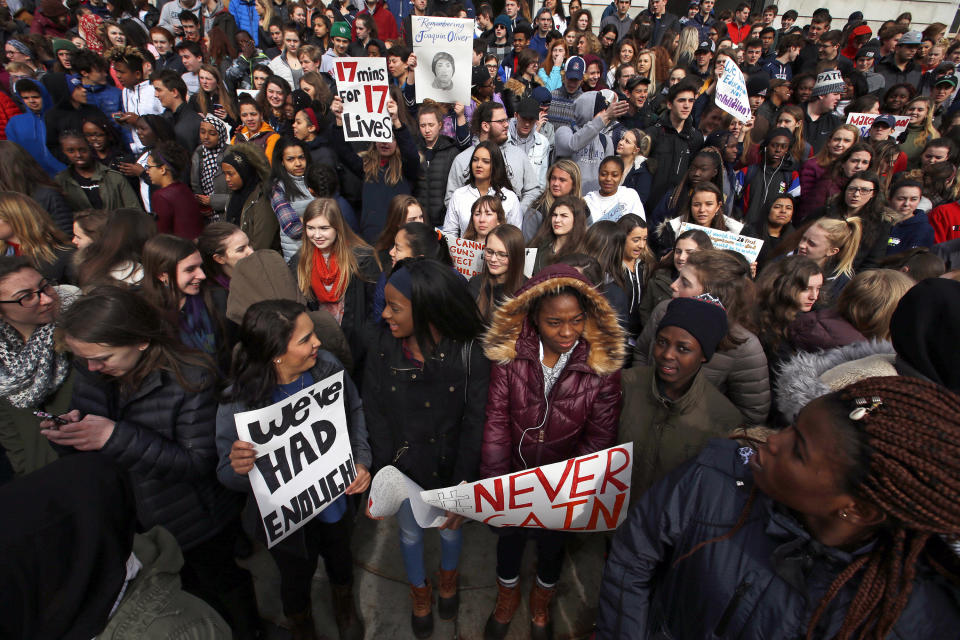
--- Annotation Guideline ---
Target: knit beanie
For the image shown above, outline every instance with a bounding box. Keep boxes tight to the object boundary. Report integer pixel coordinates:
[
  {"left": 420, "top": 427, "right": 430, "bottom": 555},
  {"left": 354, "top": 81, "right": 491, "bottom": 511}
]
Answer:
[
  {"left": 812, "top": 69, "right": 844, "bottom": 97},
  {"left": 657, "top": 293, "right": 729, "bottom": 360},
  {"left": 331, "top": 22, "right": 350, "bottom": 39}
]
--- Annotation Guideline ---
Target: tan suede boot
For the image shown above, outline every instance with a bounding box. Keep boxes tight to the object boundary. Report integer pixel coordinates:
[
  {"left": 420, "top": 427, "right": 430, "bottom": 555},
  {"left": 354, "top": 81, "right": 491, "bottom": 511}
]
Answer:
[{"left": 483, "top": 581, "right": 521, "bottom": 640}]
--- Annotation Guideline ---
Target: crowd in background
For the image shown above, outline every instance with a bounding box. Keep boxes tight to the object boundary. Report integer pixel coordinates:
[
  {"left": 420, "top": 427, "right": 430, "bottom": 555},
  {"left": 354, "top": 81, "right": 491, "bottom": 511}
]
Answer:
[{"left": 1, "top": 0, "right": 960, "bottom": 638}]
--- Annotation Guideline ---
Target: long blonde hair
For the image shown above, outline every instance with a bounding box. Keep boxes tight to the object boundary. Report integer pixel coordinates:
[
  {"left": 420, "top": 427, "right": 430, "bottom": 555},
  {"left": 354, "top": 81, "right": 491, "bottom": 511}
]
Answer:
[
  {"left": 0, "top": 192, "right": 69, "bottom": 266},
  {"left": 296, "top": 198, "right": 374, "bottom": 299},
  {"left": 257, "top": 0, "right": 274, "bottom": 29},
  {"left": 636, "top": 49, "right": 658, "bottom": 98},
  {"left": 816, "top": 217, "right": 862, "bottom": 279},
  {"left": 905, "top": 96, "right": 939, "bottom": 148}
]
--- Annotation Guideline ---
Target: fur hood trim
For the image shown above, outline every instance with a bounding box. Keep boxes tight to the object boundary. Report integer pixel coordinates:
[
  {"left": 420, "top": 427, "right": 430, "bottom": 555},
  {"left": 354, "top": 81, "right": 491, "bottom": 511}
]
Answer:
[
  {"left": 483, "top": 267, "right": 626, "bottom": 375},
  {"left": 775, "top": 339, "right": 897, "bottom": 422}
]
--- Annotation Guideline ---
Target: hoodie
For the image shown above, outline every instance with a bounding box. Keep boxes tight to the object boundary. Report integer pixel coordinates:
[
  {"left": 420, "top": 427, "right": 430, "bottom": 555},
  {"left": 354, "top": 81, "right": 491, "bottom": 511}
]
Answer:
[
  {"left": 6, "top": 78, "right": 66, "bottom": 176},
  {"left": 507, "top": 118, "right": 550, "bottom": 187},
  {"left": 555, "top": 91, "right": 617, "bottom": 194},
  {"left": 887, "top": 211, "right": 935, "bottom": 255}
]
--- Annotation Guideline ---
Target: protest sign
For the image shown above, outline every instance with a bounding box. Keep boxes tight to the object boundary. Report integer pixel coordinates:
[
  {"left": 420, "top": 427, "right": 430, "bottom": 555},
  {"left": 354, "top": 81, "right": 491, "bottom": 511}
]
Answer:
[
  {"left": 418, "top": 444, "right": 633, "bottom": 531},
  {"left": 234, "top": 371, "right": 357, "bottom": 547},
  {"left": 524, "top": 248, "right": 537, "bottom": 277},
  {"left": 332, "top": 57, "right": 392, "bottom": 142},
  {"left": 679, "top": 222, "right": 764, "bottom": 262},
  {"left": 446, "top": 236, "right": 484, "bottom": 278},
  {"left": 845, "top": 112, "right": 910, "bottom": 139},
  {"left": 368, "top": 465, "right": 448, "bottom": 527},
  {"left": 411, "top": 16, "right": 473, "bottom": 105},
  {"left": 715, "top": 58, "right": 751, "bottom": 123}
]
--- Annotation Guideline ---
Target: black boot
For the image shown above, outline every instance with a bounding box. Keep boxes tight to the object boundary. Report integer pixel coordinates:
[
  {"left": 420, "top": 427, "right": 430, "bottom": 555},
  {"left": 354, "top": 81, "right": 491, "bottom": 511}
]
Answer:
[{"left": 331, "top": 583, "right": 364, "bottom": 640}]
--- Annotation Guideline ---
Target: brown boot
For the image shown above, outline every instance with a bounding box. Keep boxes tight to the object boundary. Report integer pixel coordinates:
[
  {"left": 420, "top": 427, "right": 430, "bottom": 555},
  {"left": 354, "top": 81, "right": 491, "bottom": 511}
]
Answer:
[
  {"left": 529, "top": 583, "right": 556, "bottom": 640},
  {"left": 410, "top": 582, "right": 434, "bottom": 639},
  {"left": 437, "top": 568, "right": 459, "bottom": 620},
  {"left": 286, "top": 608, "right": 317, "bottom": 640},
  {"left": 483, "top": 581, "right": 521, "bottom": 640},
  {"left": 331, "top": 584, "right": 364, "bottom": 640}
]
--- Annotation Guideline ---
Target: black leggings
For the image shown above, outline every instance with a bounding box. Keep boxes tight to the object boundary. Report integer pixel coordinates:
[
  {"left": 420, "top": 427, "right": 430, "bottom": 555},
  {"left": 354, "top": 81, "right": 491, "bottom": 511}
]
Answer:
[
  {"left": 270, "top": 515, "right": 355, "bottom": 614},
  {"left": 495, "top": 528, "right": 568, "bottom": 586}
]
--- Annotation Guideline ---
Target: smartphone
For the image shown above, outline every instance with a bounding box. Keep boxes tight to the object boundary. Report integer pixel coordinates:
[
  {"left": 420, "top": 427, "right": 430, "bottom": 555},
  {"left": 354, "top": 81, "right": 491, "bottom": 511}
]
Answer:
[
  {"left": 33, "top": 410, "right": 68, "bottom": 428},
  {"left": 112, "top": 112, "right": 124, "bottom": 121},
  {"left": 212, "top": 103, "right": 223, "bottom": 111}
]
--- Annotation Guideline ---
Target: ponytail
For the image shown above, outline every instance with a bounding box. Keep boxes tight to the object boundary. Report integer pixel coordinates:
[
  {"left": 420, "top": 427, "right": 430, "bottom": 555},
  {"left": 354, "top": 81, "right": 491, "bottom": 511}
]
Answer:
[{"left": 818, "top": 216, "right": 862, "bottom": 279}]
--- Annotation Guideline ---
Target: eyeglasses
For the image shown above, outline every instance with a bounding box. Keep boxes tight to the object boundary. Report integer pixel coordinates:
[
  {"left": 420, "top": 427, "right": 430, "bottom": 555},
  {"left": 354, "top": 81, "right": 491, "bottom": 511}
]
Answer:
[
  {"left": 0, "top": 280, "right": 57, "bottom": 306},
  {"left": 487, "top": 118, "right": 509, "bottom": 124},
  {"left": 145, "top": 163, "right": 164, "bottom": 169},
  {"left": 483, "top": 248, "right": 509, "bottom": 260},
  {"left": 846, "top": 186, "right": 874, "bottom": 194}
]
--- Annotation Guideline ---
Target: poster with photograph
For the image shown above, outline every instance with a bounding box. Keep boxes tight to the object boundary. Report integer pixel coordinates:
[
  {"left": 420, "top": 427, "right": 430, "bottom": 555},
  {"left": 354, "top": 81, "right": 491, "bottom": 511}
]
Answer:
[{"left": 411, "top": 16, "right": 473, "bottom": 105}]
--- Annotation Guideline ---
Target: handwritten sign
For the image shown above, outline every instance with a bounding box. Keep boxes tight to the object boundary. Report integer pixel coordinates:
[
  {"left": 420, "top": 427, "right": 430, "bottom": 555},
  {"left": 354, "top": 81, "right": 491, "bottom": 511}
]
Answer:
[
  {"left": 446, "top": 235, "right": 484, "bottom": 277},
  {"left": 419, "top": 444, "right": 633, "bottom": 531},
  {"left": 411, "top": 16, "right": 473, "bottom": 105},
  {"left": 234, "top": 371, "right": 357, "bottom": 546},
  {"left": 679, "top": 222, "right": 764, "bottom": 263},
  {"left": 715, "top": 58, "right": 751, "bottom": 123},
  {"left": 333, "top": 57, "right": 392, "bottom": 142},
  {"left": 845, "top": 112, "right": 910, "bottom": 139}
]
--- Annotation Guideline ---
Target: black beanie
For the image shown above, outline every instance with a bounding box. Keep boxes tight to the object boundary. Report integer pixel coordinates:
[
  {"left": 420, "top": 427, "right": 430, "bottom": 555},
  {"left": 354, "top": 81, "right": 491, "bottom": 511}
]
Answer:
[
  {"left": 657, "top": 294, "right": 729, "bottom": 360},
  {"left": 890, "top": 278, "right": 960, "bottom": 393}
]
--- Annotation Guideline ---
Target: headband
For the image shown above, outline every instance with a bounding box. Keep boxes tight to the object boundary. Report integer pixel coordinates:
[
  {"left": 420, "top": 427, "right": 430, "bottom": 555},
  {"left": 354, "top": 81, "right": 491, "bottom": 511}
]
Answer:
[{"left": 387, "top": 265, "right": 413, "bottom": 301}]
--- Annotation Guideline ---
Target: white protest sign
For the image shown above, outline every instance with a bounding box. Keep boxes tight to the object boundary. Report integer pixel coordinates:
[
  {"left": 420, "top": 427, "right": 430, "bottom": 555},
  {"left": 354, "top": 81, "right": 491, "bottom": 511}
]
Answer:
[
  {"left": 411, "top": 16, "right": 473, "bottom": 105},
  {"left": 332, "top": 57, "right": 392, "bottom": 142},
  {"left": 715, "top": 58, "right": 751, "bottom": 123},
  {"left": 524, "top": 248, "right": 537, "bottom": 277},
  {"left": 446, "top": 235, "right": 484, "bottom": 278},
  {"left": 845, "top": 112, "right": 910, "bottom": 139},
  {"left": 234, "top": 371, "right": 357, "bottom": 547},
  {"left": 679, "top": 222, "right": 764, "bottom": 263},
  {"left": 418, "top": 444, "right": 633, "bottom": 531},
  {"left": 368, "top": 465, "right": 448, "bottom": 527}
]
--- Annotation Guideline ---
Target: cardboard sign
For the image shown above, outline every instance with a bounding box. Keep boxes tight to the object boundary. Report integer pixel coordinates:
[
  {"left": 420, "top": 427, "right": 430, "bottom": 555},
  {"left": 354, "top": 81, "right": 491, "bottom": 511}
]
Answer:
[
  {"left": 333, "top": 58, "right": 392, "bottom": 142},
  {"left": 715, "top": 58, "right": 751, "bottom": 123},
  {"left": 368, "top": 465, "right": 448, "bottom": 527},
  {"left": 418, "top": 444, "right": 633, "bottom": 531},
  {"left": 845, "top": 112, "right": 910, "bottom": 139},
  {"left": 411, "top": 16, "right": 473, "bottom": 105},
  {"left": 447, "top": 236, "right": 484, "bottom": 278},
  {"left": 679, "top": 222, "right": 764, "bottom": 263},
  {"left": 234, "top": 371, "right": 357, "bottom": 547}
]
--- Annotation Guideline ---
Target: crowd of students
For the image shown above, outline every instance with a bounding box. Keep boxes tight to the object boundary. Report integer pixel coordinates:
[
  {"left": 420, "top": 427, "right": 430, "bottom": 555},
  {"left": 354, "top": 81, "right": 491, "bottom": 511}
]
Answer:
[{"left": 1, "top": 0, "right": 960, "bottom": 638}]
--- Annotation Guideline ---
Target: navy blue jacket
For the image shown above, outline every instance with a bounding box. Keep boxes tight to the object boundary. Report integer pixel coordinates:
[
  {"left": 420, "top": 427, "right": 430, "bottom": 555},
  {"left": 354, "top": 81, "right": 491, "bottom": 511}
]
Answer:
[{"left": 887, "top": 212, "right": 935, "bottom": 255}]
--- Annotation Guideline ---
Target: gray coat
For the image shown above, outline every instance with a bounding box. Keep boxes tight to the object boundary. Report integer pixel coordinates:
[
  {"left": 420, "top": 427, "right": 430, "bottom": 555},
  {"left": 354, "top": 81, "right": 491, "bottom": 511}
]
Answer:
[{"left": 189, "top": 146, "right": 230, "bottom": 216}]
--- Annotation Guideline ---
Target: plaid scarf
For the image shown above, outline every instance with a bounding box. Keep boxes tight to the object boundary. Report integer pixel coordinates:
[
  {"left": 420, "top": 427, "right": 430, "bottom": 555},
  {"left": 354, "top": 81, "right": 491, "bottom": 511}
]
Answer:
[{"left": 199, "top": 115, "right": 228, "bottom": 195}]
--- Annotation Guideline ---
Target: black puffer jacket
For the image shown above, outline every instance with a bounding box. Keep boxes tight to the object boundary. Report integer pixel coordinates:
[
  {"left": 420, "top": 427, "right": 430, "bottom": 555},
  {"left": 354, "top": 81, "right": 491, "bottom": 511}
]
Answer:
[
  {"left": 70, "top": 363, "right": 242, "bottom": 551},
  {"left": 362, "top": 328, "right": 490, "bottom": 489},
  {"left": 644, "top": 112, "right": 704, "bottom": 209},
  {"left": 415, "top": 134, "right": 460, "bottom": 227},
  {"left": 597, "top": 438, "right": 960, "bottom": 639}
]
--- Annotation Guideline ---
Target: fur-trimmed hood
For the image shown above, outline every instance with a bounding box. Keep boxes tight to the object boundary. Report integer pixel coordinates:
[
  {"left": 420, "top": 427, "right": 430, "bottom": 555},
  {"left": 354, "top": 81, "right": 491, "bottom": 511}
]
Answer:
[
  {"left": 483, "top": 263, "right": 626, "bottom": 375},
  {"left": 775, "top": 339, "right": 897, "bottom": 423}
]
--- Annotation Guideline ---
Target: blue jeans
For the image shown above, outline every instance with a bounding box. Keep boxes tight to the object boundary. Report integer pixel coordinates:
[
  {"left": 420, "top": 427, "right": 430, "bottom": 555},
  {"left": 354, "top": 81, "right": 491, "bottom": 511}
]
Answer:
[{"left": 396, "top": 499, "right": 463, "bottom": 587}]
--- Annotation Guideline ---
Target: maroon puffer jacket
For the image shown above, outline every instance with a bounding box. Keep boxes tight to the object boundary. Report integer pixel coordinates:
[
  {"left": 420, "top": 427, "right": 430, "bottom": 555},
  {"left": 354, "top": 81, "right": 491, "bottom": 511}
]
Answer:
[{"left": 480, "top": 264, "right": 625, "bottom": 478}]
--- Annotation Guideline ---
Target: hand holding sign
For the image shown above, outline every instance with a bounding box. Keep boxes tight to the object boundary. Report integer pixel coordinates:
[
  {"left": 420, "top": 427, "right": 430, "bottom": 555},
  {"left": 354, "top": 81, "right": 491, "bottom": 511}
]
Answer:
[{"left": 230, "top": 440, "right": 257, "bottom": 475}]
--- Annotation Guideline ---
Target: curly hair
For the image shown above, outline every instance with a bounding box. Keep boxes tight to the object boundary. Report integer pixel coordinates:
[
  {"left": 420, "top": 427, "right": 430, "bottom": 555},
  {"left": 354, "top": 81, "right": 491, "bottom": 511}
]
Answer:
[{"left": 753, "top": 255, "right": 823, "bottom": 351}]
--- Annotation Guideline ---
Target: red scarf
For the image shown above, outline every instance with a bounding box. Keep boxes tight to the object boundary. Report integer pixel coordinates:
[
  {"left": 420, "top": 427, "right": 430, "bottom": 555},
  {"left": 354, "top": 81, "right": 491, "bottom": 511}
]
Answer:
[{"left": 310, "top": 248, "right": 342, "bottom": 303}]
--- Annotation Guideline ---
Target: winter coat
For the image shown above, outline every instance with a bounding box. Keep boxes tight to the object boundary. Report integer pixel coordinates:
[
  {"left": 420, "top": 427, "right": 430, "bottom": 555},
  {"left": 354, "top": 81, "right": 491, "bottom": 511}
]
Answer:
[
  {"left": 735, "top": 157, "right": 801, "bottom": 227},
  {"left": 622, "top": 156, "right": 652, "bottom": 205},
  {"left": 83, "top": 82, "right": 123, "bottom": 118},
  {"left": 618, "top": 365, "right": 742, "bottom": 498},
  {"left": 234, "top": 182, "right": 281, "bottom": 251},
  {"left": 226, "top": 249, "right": 353, "bottom": 373},
  {"left": 635, "top": 267, "right": 673, "bottom": 330},
  {"left": 151, "top": 182, "right": 205, "bottom": 240},
  {"left": 446, "top": 142, "right": 542, "bottom": 212},
  {"left": 166, "top": 103, "right": 202, "bottom": 157},
  {"left": 787, "top": 308, "right": 865, "bottom": 355},
  {"left": 189, "top": 145, "right": 229, "bottom": 217},
  {"left": 363, "top": 328, "right": 490, "bottom": 489},
  {"left": 796, "top": 158, "right": 836, "bottom": 222},
  {"left": 801, "top": 106, "right": 843, "bottom": 154},
  {"left": 480, "top": 264, "right": 625, "bottom": 477},
  {"left": 634, "top": 299, "right": 770, "bottom": 425},
  {"left": 887, "top": 211, "right": 935, "bottom": 255},
  {"left": 69, "top": 363, "right": 243, "bottom": 550},
  {"left": 876, "top": 55, "right": 922, "bottom": 96},
  {"left": 0, "top": 89, "right": 19, "bottom": 140},
  {"left": 6, "top": 78, "right": 65, "bottom": 177},
  {"left": 29, "top": 185, "right": 74, "bottom": 236},
  {"left": 229, "top": 0, "right": 260, "bottom": 46},
  {"left": 928, "top": 201, "right": 960, "bottom": 243},
  {"left": 555, "top": 92, "right": 618, "bottom": 195},
  {"left": 44, "top": 98, "right": 103, "bottom": 163},
  {"left": 55, "top": 164, "right": 141, "bottom": 213},
  {"left": 0, "top": 368, "right": 71, "bottom": 477},
  {"left": 644, "top": 111, "right": 704, "bottom": 209},
  {"left": 415, "top": 134, "right": 460, "bottom": 227},
  {"left": 353, "top": 0, "right": 399, "bottom": 41},
  {"left": 97, "top": 526, "right": 231, "bottom": 639},
  {"left": 596, "top": 438, "right": 960, "bottom": 639}
]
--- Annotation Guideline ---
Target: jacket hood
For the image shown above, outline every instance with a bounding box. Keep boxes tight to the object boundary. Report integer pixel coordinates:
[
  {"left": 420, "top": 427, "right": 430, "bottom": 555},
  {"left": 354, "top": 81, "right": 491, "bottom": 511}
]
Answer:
[
  {"left": 572, "top": 91, "right": 603, "bottom": 126},
  {"left": 131, "top": 525, "right": 185, "bottom": 576},
  {"left": 13, "top": 77, "right": 55, "bottom": 113},
  {"left": 225, "top": 249, "right": 306, "bottom": 323},
  {"left": 775, "top": 339, "right": 896, "bottom": 422},
  {"left": 483, "top": 263, "right": 626, "bottom": 375}
]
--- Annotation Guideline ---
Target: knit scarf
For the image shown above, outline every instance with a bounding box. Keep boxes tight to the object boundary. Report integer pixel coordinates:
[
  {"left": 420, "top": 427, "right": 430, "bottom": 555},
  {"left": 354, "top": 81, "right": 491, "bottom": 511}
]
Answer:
[
  {"left": 0, "top": 320, "right": 69, "bottom": 409},
  {"left": 199, "top": 115, "right": 227, "bottom": 195},
  {"left": 179, "top": 295, "right": 217, "bottom": 356},
  {"left": 310, "top": 248, "right": 342, "bottom": 303}
]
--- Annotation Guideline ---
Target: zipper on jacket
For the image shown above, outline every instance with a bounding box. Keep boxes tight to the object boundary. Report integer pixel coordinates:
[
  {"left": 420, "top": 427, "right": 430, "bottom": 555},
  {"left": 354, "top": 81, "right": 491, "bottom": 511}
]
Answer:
[{"left": 714, "top": 579, "right": 751, "bottom": 635}]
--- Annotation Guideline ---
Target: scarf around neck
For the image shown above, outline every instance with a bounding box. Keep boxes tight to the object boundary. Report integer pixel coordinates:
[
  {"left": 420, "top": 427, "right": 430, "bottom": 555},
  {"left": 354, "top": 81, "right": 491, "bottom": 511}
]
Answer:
[
  {"left": 199, "top": 115, "right": 228, "bottom": 195},
  {"left": 310, "top": 248, "right": 342, "bottom": 303},
  {"left": 0, "top": 320, "right": 69, "bottom": 408}
]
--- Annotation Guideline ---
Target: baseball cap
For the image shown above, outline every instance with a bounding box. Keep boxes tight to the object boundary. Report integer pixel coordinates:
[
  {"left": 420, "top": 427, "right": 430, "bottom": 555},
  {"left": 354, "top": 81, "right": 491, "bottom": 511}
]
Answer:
[
  {"left": 855, "top": 45, "right": 878, "bottom": 60},
  {"left": 531, "top": 86, "right": 552, "bottom": 105},
  {"left": 472, "top": 65, "right": 491, "bottom": 87},
  {"left": 871, "top": 114, "right": 896, "bottom": 128},
  {"left": 899, "top": 30, "right": 922, "bottom": 46},
  {"left": 625, "top": 75, "right": 651, "bottom": 92},
  {"left": 565, "top": 56, "right": 585, "bottom": 80},
  {"left": 696, "top": 41, "right": 714, "bottom": 53},
  {"left": 935, "top": 75, "right": 959, "bottom": 89},
  {"left": 517, "top": 97, "right": 540, "bottom": 119},
  {"left": 331, "top": 22, "right": 350, "bottom": 39},
  {"left": 746, "top": 74, "right": 769, "bottom": 97},
  {"left": 66, "top": 75, "right": 83, "bottom": 93}
]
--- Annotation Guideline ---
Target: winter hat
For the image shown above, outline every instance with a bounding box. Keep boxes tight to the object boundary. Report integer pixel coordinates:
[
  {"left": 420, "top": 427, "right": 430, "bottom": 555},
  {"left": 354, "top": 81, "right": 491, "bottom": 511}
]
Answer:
[
  {"left": 51, "top": 38, "right": 77, "bottom": 53},
  {"left": 65, "top": 74, "right": 83, "bottom": 93},
  {"left": 531, "top": 86, "right": 552, "bottom": 105},
  {"left": 899, "top": 30, "right": 922, "bottom": 46},
  {"left": 657, "top": 293, "right": 729, "bottom": 361},
  {"left": 471, "top": 64, "right": 491, "bottom": 87},
  {"left": 331, "top": 22, "right": 350, "bottom": 39},
  {"left": 40, "top": 0, "right": 69, "bottom": 17},
  {"left": 516, "top": 97, "right": 540, "bottom": 119},
  {"left": 890, "top": 278, "right": 960, "bottom": 393},
  {"left": 493, "top": 14, "right": 512, "bottom": 37},
  {"left": 746, "top": 73, "right": 769, "bottom": 97},
  {"left": 855, "top": 45, "right": 878, "bottom": 60},
  {"left": 811, "top": 69, "right": 844, "bottom": 97}
]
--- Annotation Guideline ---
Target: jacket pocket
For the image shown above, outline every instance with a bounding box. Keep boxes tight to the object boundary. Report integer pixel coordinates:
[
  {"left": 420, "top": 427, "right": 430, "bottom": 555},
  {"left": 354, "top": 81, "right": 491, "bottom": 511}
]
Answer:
[{"left": 714, "top": 575, "right": 752, "bottom": 637}]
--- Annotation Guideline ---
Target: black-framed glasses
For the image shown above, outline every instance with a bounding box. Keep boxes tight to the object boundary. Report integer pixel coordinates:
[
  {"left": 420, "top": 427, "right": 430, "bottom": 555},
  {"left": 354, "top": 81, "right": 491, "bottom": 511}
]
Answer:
[
  {"left": 145, "top": 163, "right": 164, "bottom": 169},
  {"left": 484, "top": 248, "right": 509, "bottom": 260},
  {"left": 0, "top": 280, "right": 57, "bottom": 306}
]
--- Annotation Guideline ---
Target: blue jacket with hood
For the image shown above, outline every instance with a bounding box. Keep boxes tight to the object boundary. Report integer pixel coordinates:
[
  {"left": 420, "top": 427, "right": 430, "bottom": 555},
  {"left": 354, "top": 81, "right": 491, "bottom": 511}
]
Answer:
[
  {"left": 6, "top": 79, "right": 66, "bottom": 177},
  {"left": 84, "top": 82, "right": 123, "bottom": 117}
]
